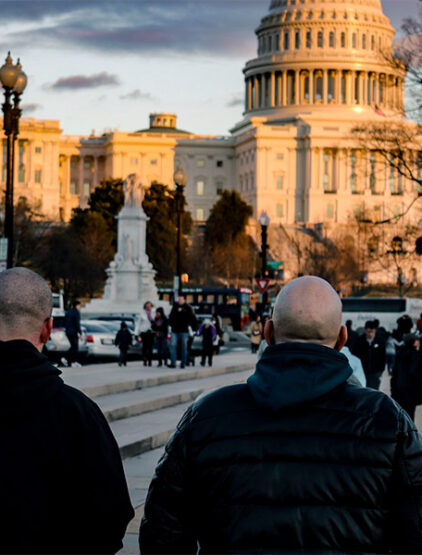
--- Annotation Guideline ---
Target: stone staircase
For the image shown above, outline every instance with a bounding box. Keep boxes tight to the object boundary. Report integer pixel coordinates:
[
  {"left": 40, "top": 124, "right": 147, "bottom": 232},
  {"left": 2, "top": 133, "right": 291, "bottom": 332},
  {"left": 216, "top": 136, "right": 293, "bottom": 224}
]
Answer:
[{"left": 61, "top": 350, "right": 255, "bottom": 553}]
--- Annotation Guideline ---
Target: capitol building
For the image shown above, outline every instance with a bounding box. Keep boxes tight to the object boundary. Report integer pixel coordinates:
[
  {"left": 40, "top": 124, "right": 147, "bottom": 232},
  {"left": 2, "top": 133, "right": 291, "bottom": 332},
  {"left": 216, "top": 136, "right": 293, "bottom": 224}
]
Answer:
[{"left": 3, "top": 0, "right": 422, "bottom": 283}]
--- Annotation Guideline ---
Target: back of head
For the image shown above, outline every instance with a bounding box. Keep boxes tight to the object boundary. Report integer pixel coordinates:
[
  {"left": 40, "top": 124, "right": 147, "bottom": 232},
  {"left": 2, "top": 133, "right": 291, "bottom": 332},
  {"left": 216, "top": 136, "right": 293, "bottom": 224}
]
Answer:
[
  {"left": 0, "top": 267, "right": 52, "bottom": 342},
  {"left": 272, "top": 276, "right": 342, "bottom": 347}
]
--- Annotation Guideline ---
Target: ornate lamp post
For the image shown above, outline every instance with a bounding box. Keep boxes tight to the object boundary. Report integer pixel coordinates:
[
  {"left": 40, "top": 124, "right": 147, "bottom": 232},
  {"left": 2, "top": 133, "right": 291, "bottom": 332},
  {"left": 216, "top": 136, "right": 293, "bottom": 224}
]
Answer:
[
  {"left": 259, "top": 211, "right": 270, "bottom": 310},
  {"left": 173, "top": 166, "right": 187, "bottom": 300},
  {"left": 0, "top": 52, "right": 27, "bottom": 268}
]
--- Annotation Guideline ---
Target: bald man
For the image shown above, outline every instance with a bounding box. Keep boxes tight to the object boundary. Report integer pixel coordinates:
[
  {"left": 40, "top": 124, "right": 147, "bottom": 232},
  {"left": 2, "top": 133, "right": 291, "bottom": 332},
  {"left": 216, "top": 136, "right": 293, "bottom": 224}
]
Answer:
[
  {"left": 140, "top": 276, "right": 422, "bottom": 554},
  {"left": 0, "top": 268, "right": 134, "bottom": 553}
]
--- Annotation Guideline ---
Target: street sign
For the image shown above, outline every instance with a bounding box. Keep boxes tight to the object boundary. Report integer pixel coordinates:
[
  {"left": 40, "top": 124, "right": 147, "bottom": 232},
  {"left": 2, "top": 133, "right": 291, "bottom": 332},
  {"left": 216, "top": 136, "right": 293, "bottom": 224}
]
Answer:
[
  {"left": 267, "top": 261, "right": 284, "bottom": 270},
  {"left": 255, "top": 277, "right": 270, "bottom": 293}
]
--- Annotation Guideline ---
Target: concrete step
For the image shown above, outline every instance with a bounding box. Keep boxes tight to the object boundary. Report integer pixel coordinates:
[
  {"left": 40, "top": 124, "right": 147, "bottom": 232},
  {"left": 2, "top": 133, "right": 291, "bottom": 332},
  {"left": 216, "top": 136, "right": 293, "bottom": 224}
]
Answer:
[
  {"left": 96, "top": 369, "right": 252, "bottom": 422},
  {"left": 62, "top": 357, "right": 253, "bottom": 398}
]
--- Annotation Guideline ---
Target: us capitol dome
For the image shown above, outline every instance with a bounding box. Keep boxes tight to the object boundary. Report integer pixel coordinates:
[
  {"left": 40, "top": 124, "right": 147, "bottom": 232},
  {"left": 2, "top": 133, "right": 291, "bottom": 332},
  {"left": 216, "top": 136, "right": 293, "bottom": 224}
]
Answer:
[{"left": 242, "top": 0, "right": 404, "bottom": 120}]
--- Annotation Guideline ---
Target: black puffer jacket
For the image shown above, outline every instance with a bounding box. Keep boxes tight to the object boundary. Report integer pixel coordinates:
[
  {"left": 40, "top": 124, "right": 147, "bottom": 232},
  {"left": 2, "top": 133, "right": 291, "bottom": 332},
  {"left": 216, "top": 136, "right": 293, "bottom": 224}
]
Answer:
[{"left": 140, "top": 342, "right": 422, "bottom": 554}]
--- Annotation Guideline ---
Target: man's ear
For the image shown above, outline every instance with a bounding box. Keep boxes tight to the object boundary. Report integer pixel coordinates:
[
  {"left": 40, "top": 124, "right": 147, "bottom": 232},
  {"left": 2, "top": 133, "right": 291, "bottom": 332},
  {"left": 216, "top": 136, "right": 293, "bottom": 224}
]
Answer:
[
  {"left": 40, "top": 317, "right": 53, "bottom": 345},
  {"left": 264, "top": 319, "right": 276, "bottom": 346},
  {"left": 334, "top": 324, "right": 347, "bottom": 352}
]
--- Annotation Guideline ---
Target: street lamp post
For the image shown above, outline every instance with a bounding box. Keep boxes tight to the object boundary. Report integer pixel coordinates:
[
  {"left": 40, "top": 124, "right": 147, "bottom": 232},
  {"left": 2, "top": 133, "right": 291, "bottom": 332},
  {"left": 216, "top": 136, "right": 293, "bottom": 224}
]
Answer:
[
  {"left": 0, "top": 52, "right": 27, "bottom": 268},
  {"left": 259, "top": 211, "right": 270, "bottom": 311},
  {"left": 173, "top": 166, "right": 187, "bottom": 300}
]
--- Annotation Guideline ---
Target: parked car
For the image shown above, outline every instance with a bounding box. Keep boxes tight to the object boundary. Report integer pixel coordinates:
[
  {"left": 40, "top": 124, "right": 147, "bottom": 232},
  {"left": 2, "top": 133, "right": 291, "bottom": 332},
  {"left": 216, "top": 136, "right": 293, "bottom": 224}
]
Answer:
[
  {"left": 82, "top": 320, "right": 120, "bottom": 360},
  {"left": 45, "top": 315, "right": 88, "bottom": 361},
  {"left": 90, "top": 319, "right": 142, "bottom": 359}
]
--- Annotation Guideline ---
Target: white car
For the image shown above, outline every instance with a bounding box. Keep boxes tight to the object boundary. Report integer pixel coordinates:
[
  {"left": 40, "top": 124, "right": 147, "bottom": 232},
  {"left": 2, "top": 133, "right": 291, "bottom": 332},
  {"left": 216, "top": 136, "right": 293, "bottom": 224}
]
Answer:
[{"left": 82, "top": 320, "right": 119, "bottom": 359}]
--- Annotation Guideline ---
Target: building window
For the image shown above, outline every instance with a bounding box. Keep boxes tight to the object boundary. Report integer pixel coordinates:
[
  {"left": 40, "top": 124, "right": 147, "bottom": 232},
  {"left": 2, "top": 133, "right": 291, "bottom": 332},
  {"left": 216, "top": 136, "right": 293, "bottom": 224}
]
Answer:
[
  {"left": 131, "top": 158, "right": 138, "bottom": 164},
  {"left": 306, "top": 30, "right": 312, "bottom": 48},
  {"left": 70, "top": 181, "right": 77, "bottom": 195},
  {"left": 276, "top": 175, "right": 284, "bottom": 190},
  {"left": 371, "top": 35, "right": 375, "bottom": 50},
  {"left": 389, "top": 156, "right": 396, "bottom": 192},
  {"left": 196, "top": 180, "right": 204, "bottom": 196},
  {"left": 369, "top": 153, "right": 376, "bottom": 192},
  {"left": 362, "top": 34, "right": 367, "bottom": 49},
  {"left": 83, "top": 182, "right": 90, "bottom": 196},
  {"left": 352, "top": 33, "right": 357, "bottom": 48},
  {"left": 216, "top": 160, "right": 223, "bottom": 167},
  {"left": 216, "top": 181, "right": 224, "bottom": 195},
  {"left": 327, "top": 204, "right": 334, "bottom": 219},
  {"left": 284, "top": 31, "right": 289, "bottom": 50},
  {"left": 196, "top": 208, "right": 204, "bottom": 220},
  {"left": 276, "top": 204, "right": 283, "bottom": 218},
  {"left": 34, "top": 170, "right": 42, "bottom": 183},
  {"left": 341, "top": 32, "right": 346, "bottom": 47},
  {"left": 277, "top": 153, "right": 284, "bottom": 160},
  {"left": 323, "top": 152, "right": 330, "bottom": 191},
  {"left": 354, "top": 206, "right": 361, "bottom": 218},
  {"left": 318, "top": 30, "right": 324, "bottom": 48},
  {"left": 197, "top": 159, "right": 205, "bottom": 167},
  {"left": 250, "top": 173, "right": 254, "bottom": 188},
  {"left": 70, "top": 159, "right": 77, "bottom": 168},
  {"left": 350, "top": 152, "right": 357, "bottom": 192},
  {"left": 275, "top": 33, "right": 280, "bottom": 51},
  {"left": 295, "top": 30, "right": 300, "bottom": 49},
  {"left": 83, "top": 160, "right": 91, "bottom": 169},
  {"left": 18, "top": 167, "right": 25, "bottom": 182},
  {"left": 35, "top": 146, "right": 42, "bottom": 154},
  {"left": 329, "top": 31, "right": 335, "bottom": 47},
  {"left": 150, "top": 159, "right": 157, "bottom": 165},
  {"left": 268, "top": 35, "right": 272, "bottom": 51}
]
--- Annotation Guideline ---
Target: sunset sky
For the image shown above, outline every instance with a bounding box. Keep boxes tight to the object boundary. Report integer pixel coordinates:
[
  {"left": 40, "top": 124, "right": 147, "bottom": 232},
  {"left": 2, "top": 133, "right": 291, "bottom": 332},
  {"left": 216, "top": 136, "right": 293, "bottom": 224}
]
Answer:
[{"left": 3, "top": 0, "right": 419, "bottom": 137}]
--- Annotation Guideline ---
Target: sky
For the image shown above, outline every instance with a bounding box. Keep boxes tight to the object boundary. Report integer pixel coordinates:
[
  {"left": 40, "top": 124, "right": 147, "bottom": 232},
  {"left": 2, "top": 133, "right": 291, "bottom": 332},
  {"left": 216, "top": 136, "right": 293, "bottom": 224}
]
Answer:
[{"left": 2, "top": 0, "right": 420, "bottom": 137}]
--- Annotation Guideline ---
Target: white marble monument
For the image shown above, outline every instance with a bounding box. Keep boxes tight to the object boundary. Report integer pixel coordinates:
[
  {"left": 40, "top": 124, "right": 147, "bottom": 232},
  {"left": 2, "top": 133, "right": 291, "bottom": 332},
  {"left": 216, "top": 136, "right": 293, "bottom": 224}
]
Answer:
[{"left": 83, "top": 174, "right": 158, "bottom": 315}]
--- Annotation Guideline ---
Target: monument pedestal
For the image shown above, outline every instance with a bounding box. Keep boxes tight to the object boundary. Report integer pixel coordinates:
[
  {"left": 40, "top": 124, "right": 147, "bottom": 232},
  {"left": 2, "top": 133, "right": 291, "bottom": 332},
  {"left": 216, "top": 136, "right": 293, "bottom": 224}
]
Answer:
[{"left": 84, "top": 175, "right": 158, "bottom": 316}]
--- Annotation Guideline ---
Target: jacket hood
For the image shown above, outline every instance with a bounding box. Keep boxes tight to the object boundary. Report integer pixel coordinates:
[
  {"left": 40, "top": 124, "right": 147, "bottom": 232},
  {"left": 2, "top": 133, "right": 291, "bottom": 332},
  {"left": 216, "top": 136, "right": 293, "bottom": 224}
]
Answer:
[
  {"left": 247, "top": 342, "right": 352, "bottom": 412},
  {"left": 0, "top": 340, "right": 63, "bottom": 416}
]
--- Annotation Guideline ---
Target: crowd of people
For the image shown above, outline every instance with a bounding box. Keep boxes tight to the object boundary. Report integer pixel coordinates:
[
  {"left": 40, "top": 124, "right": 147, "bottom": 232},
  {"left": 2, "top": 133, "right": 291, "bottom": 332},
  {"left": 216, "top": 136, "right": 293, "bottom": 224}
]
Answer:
[
  {"left": 2, "top": 266, "right": 422, "bottom": 553},
  {"left": 116, "top": 296, "right": 224, "bottom": 369}
]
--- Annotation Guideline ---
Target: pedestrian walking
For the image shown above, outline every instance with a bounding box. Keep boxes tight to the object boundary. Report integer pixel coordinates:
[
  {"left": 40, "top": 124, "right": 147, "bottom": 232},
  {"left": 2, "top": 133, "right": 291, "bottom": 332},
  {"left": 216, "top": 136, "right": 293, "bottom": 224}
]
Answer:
[
  {"left": 345, "top": 319, "right": 358, "bottom": 351},
  {"left": 152, "top": 307, "right": 168, "bottom": 367},
  {"left": 352, "top": 320, "right": 386, "bottom": 389},
  {"left": 136, "top": 301, "right": 155, "bottom": 366},
  {"left": 212, "top": 313, "right": 224, "bottom": 354},
  {"left": 391, "top": 333, "right": 422, "bottom": 421},
  {"left": 250, "top": 315, "right": 263, "bottom": 353},
  {"left": 168, "top": 296, "right": 197, "bottom": 368},
  {"left": 385, "top": 331, "right": 403, "bottom": 376},
  {"left": 197, "top": 319, "right": 216, "bottom": 367},
  {"left": 115, "top": 321, "right": 132, "bottom": 367},
  {"left": 139, "top": 276, "right": 422, "bottom": 554},
  {"left": 0, "top": 268, "right": 134, "bottom": 553},
  {"left": 62, "top": 300, "right": 82, "bottom": 367}
]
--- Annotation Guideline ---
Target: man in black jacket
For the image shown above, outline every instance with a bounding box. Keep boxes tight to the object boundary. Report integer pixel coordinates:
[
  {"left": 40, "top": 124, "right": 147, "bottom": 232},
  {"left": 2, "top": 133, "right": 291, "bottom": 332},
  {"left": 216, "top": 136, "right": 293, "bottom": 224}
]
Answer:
[
  {"left": 168, "top": 296, "right": 197, "bottom": 368},
  {"left": 140, "top": 276, "right": 422, "bottom": 554},
  {"left": 63, "top": 299, "right": 82, "bottom": 367},
  {"left": 352, "top": 319, "right": 386, "bottom": 389},
  {"left": 0, "top": 267, "right": 134, "bottom": 554}
]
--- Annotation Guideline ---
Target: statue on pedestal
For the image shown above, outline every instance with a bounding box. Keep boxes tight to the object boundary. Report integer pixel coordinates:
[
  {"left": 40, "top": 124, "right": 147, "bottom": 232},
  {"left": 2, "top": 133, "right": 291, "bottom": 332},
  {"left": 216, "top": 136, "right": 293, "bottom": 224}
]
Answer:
[{"left": 124, "top": 173, "right": 144, "bottom": 208}]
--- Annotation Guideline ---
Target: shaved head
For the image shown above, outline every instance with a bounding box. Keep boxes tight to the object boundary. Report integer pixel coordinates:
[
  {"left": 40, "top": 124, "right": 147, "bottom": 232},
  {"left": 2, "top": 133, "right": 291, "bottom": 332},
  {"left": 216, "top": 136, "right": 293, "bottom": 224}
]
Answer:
[
  {"left": 271, "top": 276, "right": 343, "bottom": 348},
  {"left": 0, "top": 268, "right": 53, "bottom": 346}
]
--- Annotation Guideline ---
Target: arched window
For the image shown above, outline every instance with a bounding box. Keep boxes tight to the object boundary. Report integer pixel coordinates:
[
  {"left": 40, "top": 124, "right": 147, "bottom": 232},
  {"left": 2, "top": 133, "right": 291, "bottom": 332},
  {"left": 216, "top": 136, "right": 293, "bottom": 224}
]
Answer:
[
  {"left": 284, "top": 31, "right": 290, "bottom": 50},
  {"left": 295, "top": 30, "right": 300, "bottom": 49},
  {"left": 329, "top": 31, "right": 335, "bottom": 47},
  {"left": 352, "top": 33, "right": 357, "bottom": 48},
  {"left": 275, "top": 33, "right": 280, "bottom": 51},
  {"left": 318, "top": 30, "right": 324, "bottom": 47},
  {"left": 371, "top": 35, "right": 375, "bottom": 50},
  {"left": 362, "top": 34, "right": 367, "bottom": 49},
  {"left": 306, "top": 29, "right": 312, "bottom": 48},
  {"left": 268, "top": 35, "right": 273, "bottom": 51},
  {"left": 341, "top": 32, "right": 346, "bottom": 47}
]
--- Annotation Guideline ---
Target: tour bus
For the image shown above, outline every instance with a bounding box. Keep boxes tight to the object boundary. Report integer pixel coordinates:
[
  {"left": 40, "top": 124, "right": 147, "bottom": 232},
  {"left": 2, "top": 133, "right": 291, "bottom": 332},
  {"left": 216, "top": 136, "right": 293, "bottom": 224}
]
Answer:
[
  {"left": 157, "top": 287, "right": 252, "bottom": 330},
  {"left": 342, "top": 297, "right": 422, "bottom": 331}
]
